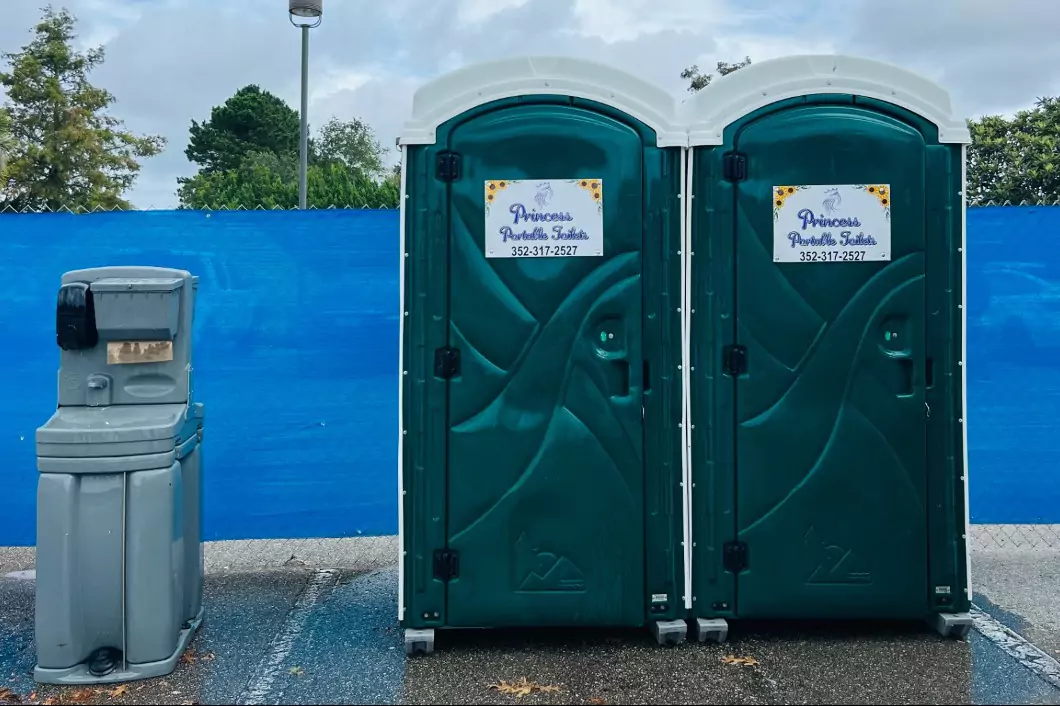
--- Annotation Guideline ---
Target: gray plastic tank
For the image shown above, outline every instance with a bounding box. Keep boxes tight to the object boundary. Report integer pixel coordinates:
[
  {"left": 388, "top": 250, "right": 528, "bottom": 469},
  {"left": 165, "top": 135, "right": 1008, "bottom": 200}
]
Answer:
[{"left": 34, "top": 266, "right": 205, "bottom": 685}]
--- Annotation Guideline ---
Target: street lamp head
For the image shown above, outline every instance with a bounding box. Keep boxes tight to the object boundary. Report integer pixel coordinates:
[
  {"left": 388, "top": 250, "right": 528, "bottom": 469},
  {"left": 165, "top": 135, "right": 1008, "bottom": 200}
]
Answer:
[{"left": 289, "top": 0, "right": 322, "bottom": 27}]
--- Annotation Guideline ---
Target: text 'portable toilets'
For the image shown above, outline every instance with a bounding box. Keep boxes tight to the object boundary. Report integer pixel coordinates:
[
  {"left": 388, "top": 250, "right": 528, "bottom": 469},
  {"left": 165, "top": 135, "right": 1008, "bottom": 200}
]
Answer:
[
  {"left": 684, "top": 55, "right": 972, "bottom": 642},
  {"left": 35, "top": 266, "right": 205, "bottom": 684},
  {"left": 398, "top": 57, "right": 689, "bottom": 654}
]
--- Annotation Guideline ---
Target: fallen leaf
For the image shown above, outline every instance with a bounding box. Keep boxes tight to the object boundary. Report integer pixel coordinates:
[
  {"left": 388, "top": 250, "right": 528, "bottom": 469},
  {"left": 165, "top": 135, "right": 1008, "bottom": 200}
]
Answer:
[
  {"left": 587, "top": 698, "right": 608, "bottom": 705},
  {"left": 107, "top": 685, "right": 129, "bottom": 698},
  {"left": 488, "top": 677, "right": 562, "bottom": 699},
  {"left": 179, "top": 651, "right": 197, "bottom": 665},
  {"left": 0, "top": 687, "right": 20, "bottom": 704},
  {"left": 67, "top": 689, "right": 95, "bottom": 704},
  {"left": 288, "top": 666, "right": 304, "bottom": 677},
  {"left": 200, "top": 652, "right": 216, "bottom": 662},
  {"left": 489, "top": 680, "right": 532, "bottom": 699},
  {"left": 27, "top": 693, "right": 37, "bottom": 704},
  {"left": 42, "top": 698, "right": 59, "bottom": 706},
  {"left": 721, "top": 655, "right": 760, "bottom": 667}
]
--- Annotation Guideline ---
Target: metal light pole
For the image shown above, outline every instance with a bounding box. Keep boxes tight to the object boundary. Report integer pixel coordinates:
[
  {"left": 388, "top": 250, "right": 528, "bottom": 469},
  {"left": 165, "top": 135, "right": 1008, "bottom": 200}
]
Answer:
[{"left": 289, "top": 1, "right": 322, "bottom": 210}]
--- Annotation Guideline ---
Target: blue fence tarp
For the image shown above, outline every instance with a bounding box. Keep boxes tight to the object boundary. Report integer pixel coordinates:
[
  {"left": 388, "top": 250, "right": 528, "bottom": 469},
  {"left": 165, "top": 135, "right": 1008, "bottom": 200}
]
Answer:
[
  {"left": 965, "top": 207, "right": 1060, "bottom": 524},
  {"left": 0, "top": 206, "right": 1057, "bottom": 546}
]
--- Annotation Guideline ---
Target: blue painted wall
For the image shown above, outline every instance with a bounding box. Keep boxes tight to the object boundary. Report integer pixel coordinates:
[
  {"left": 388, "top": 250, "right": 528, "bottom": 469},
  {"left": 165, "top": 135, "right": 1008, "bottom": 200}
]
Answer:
[{"left": 0, "top": 206, "right": 1056, "bottom": 546}]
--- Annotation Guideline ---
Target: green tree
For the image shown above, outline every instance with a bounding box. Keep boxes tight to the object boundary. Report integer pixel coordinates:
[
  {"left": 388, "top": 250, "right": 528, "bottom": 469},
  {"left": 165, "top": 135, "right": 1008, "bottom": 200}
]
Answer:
[
  {"left": 681, "top": 56, "right": 752, "bottom": 92},
  {"left": 0, "top": 6, "right": 165, "bottom": 210},
  {"left": 184, "top": 85, "right": 300, "bottom": 174},
  {"left": 967, "top": 97, "right": 1060, "bottom": 204},
  {"left": 385, "top": 162, "right": 401, "bottom": 188},
  {"left": 0, "top": 107, "right": 14, "bottom": 177},
  {"left": 314, "top": 116, "right": 386, "bottom": 178},
  {"left": 177, "top": 150, "right": 399, "bottom": 210},
  {"left": 178, "top": 85, "right": 396, "bottom": 209}
]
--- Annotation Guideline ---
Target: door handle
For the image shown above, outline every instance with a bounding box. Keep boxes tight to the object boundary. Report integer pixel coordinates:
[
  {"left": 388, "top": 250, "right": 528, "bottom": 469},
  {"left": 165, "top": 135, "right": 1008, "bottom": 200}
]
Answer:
[
  {"left": 611, "top": 358, "right": 631, "bottom": 397},
  {"left": 897, "top": 358, "right": 914, "bottom": 397}
]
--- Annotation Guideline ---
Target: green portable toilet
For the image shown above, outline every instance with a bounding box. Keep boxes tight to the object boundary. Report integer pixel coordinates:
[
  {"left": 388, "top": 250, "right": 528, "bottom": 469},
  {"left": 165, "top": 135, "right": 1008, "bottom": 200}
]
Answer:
[
  {"left": 397, "top": 57, "right": 689, "bottom": 654},
  {"left": 685, "top": 55, "right": 972, "bottom": 642}
]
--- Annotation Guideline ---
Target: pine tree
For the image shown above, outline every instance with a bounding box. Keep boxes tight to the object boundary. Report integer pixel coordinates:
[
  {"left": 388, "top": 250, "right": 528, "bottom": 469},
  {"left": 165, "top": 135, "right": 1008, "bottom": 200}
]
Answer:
[{"left": 0, "top": 6, "right": 165, "bottom": 210}]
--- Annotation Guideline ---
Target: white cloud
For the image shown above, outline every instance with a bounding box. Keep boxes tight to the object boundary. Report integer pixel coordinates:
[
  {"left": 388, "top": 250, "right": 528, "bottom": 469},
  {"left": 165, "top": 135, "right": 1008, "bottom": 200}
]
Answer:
[
  {"left": 844, "top": 0, "right": 1060, "bottom": 118},
  {"left": 311, "top": 68, "right": 374, "bottom": 105},
  {"left": 456, "top": 0, "right": 534, "bottom": 26},
  {"left": 570, "top": 0, "right": 732, "bottom": 42},
  {"left": 1, "top": 0, "right": 1057, "bottom": 208}
]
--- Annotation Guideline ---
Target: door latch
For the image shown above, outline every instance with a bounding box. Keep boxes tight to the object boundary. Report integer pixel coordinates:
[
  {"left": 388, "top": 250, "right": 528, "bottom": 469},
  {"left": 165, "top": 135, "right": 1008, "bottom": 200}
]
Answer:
[
  {"left": 722, "top": 344, "right": 748, "bottom": 377},
  {"left": 723, "top": 541, "right": 748, "bottom": 573},
  {"left": 434, "top": 347, "right": 461, "bottom": 379},
  {"left": 433, "top": 549, "right": 460, "bottom": 581}
]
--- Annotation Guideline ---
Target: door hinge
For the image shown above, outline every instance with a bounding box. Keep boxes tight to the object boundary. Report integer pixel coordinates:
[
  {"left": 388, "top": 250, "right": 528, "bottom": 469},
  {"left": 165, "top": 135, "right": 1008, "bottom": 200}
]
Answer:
[
  {"left": 433, "top": 549, "right": 460, "bottom": 581},
  {"left": 435, "top": 151, "right": 461, "bottom": 182},
  {"left": 723, "top": 152, "right": 747, "bottom": 182},
  {"left": 722, "top": 344, "right": 748, "bottom": 377},
  {"left": 723, "top": 541, "right": 748, "bottom": 574},
  {"left": 434, "top": 346, "right": 461, "bottom": 379}
]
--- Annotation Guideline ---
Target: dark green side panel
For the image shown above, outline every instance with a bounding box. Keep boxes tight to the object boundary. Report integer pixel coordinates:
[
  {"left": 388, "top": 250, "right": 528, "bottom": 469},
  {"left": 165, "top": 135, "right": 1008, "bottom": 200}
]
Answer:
[
  {"left": 402, "top": 96, "right": 683, "bottom": 630},
  {"left": 691, "top": 96, "right": 968, "bottom": 621}
]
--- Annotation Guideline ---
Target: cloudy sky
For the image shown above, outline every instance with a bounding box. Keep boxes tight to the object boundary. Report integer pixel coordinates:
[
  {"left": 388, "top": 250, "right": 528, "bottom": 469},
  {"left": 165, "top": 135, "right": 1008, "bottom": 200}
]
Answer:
[{"left": 2, "top": 0, "right": 1058, "bottom": 208}]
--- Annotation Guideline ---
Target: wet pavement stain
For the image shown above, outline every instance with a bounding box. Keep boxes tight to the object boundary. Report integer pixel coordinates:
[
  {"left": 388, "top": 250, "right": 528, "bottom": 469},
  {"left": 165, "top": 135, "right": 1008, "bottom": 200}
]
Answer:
[{"left": 975, "top": 592, "right": 1035, "bottom": 636}]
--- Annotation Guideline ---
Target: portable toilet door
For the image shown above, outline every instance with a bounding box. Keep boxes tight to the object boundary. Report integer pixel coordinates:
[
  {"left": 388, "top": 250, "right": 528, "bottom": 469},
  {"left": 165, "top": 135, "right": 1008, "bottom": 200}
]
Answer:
[
  {"left": 685, "top": 55, "right": 972, "bottom": 637},
  {"left": 398, "top": 57, "right": 689, "bottom": 652}
]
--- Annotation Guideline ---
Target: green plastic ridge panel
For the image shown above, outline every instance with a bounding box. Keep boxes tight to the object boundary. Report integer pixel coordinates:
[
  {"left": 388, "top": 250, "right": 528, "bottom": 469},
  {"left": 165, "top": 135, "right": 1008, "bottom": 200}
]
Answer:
[
  {"left": 399, "top": 93, "right": 684, "bottom": 631},
  {"left": 688, "top": 89, "right": 969, "bottom": 620}
]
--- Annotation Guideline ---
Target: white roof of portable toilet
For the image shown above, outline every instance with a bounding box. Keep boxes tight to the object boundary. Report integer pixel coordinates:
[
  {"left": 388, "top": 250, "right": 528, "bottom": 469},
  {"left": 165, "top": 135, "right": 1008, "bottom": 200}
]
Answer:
[
  {"left": 682, "top": 54, "right": 971, "bottom": 146},
  {"left": 398, "top": 56, "right": 685, "bottom": 148}
]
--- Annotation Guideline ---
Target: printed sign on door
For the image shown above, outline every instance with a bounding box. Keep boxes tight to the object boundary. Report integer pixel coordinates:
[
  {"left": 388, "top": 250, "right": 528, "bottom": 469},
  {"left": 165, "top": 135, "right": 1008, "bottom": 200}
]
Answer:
[
  {"left": 772, "top": 184, "right": 892, "bottom": 263},
  {"left": 484, "top": 179, "right": 604, "bottom": 258}
]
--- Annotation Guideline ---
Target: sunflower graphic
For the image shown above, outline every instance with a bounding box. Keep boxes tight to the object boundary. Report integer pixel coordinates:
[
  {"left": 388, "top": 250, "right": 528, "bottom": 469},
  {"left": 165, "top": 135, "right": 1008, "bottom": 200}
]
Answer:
[
  {"left": 855, "top": 184, "right": 892, "bottom": 218},
  {"left": 566, "top": 178, "right": 604, "bottom": 213},
  {"left": 485, "top": 180, "right": 510, "bottom": 199},
  {"left": 484, "top": 179, "right": 517, "bottom": 216},
  {"left": 772, "top": 185, "right": 806, "bottom": 220}
]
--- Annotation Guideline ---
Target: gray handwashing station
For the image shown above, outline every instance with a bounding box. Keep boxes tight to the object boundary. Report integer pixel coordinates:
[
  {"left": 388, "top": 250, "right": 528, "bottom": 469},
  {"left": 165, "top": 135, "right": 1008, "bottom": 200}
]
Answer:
[{"left": 34, "top": 266, "right": 205, "bottom": 685}]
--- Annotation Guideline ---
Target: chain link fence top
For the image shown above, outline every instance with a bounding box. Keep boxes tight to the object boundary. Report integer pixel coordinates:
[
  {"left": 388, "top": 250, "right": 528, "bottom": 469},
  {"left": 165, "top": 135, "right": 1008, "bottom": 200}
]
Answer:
[
  {"left": 0, "top": 203, "right": 399, "bottom": 214},
  {"left": 968, "top": 199, "right": 1060, "bottom": 207},
  {"left": 0, "top": 199, "right": 1058, "bottom": 215}
]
